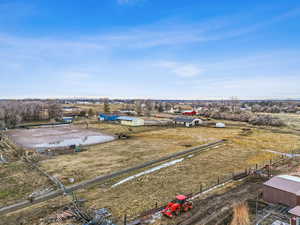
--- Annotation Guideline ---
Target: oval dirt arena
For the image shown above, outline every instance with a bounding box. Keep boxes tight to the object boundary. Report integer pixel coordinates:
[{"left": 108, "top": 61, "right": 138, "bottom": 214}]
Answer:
[{"left": 6, "top": 125, "right": 115, "bottom": 149}]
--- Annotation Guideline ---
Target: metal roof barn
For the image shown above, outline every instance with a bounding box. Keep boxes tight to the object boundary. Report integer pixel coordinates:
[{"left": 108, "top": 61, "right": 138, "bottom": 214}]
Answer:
[
  {"left": 117, "top": 116, "right": 137, "bottom": 121},
  {"left": 263, "top": 175, "right": 300, "bottom": 207},
  {"left": 117, "top": 116, "right": 144, "bottom": 126},
  {"left": 98, "top": 114, "right": 119, "bottom": 121},
  {"left": 174, "top": 117, "right": 202, "bottom": 127},
  {"left": 62, "top": 117, "right": 73, "bottom": 123}
]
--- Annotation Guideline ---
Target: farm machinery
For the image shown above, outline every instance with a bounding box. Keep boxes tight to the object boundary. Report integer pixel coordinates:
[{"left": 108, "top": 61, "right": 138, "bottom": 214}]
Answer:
[{"left": 162, "top": 195, "right": 193, "bottom": 218}]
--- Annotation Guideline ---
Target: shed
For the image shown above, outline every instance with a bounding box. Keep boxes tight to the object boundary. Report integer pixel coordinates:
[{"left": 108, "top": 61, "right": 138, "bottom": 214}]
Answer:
[
  {"left": 289, "top": 206, "right": 300, "bottom": 225},
  {"left": 263, "top": 175, "right": 300, "bottom": 207},
  {"left": 117, "top": 116, "right": 144, "bottom": 126},
  {"left": 174, "top": 117, "right": 202, "bottom": 127},
  {"left": 98, "top": 114, "right": 119, "bottom": 121}
]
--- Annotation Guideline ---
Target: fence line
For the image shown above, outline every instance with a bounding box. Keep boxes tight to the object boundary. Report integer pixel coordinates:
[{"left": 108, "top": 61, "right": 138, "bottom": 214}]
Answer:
[
  {"left": 127, "top": 152, "right": 296, "bottom": 224},
  {"left": 0, "top": 140, "right": 225, "bottom": 216}
]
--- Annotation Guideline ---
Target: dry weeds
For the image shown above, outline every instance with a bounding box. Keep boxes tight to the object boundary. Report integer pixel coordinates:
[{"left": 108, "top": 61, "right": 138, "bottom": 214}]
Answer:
[{"left": 230, "top": 202, "right": 250, "bottom": 225}]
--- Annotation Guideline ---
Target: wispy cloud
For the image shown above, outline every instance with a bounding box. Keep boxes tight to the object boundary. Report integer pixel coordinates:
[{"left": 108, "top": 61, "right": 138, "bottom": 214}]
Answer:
[
  {"left": 1, "top": 5, "right": 300, "bottom": 99},
  {"left": 157, "top": 61, "right": 204, "bottom": 78}
]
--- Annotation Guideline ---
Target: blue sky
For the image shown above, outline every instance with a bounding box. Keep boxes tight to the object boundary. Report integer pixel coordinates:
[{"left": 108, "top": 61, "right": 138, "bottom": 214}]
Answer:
[{"left": 1, "top": 0, "right": 300, "bottom": 99}]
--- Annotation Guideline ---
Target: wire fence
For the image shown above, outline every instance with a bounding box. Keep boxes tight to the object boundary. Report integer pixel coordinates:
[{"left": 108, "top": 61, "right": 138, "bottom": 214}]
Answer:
[{"left": 126, "top": 151, "right": 298, "bottom": 224}]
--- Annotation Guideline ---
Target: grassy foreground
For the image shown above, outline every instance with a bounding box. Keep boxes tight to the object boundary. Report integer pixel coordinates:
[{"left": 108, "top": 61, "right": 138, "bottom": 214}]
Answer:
[{"left": 37, "top": 123, "right": 300, "bottom": 220}]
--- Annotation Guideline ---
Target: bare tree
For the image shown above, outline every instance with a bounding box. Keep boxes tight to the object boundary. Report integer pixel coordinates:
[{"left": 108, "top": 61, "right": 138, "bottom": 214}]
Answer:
[
  {"left": 48, "top": 103, "right": 62, "bottom": 120},
  {"left": 104, "top": 99, "right": 111, "bottom": 113},
  {"left": 88, "top": 108, "right": 96, "bottom": 117},
  {"left": 0, "top": 100, "right": 62, "bottom": 128},
  {"left": 135, "top": 100, "right": 142, "bottom": 116}
]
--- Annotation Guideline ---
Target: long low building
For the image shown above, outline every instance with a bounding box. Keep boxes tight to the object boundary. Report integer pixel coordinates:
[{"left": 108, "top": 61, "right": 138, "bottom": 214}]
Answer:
[
  {"left": 117, "top": 116, "right": 144, "bottom": 126},
  {"left": 173, "top": 117, "right": 203, "bottom": 127},
  {"left": 263, "top": 175, "right": 300, "bottom": 207}
]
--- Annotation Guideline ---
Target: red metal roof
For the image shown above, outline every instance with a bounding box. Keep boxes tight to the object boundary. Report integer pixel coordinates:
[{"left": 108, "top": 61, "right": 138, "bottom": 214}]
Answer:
[
  {"left": 289, "top": 206, "right": 300, "bottom": 217},
  {"left": 264, "top": 175, "right": 300, "bottom": 195}
]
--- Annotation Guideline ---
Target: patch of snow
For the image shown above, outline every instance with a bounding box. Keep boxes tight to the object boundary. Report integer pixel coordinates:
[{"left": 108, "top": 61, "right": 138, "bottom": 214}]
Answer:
[
  {"left": 112, "top": 158, "right": 184, "bottom": 187},
  {"left": 34, "top": 135, "right": 115, "bottom": 148},
  {"left": 265, "top": 150, "right": 300, "bottom": 158}
]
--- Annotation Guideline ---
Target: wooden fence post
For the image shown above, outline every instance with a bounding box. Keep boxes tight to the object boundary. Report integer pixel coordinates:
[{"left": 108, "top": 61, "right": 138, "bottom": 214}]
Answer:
[{"left": 124, "top": 214, "right": 127, "bottom": 225}]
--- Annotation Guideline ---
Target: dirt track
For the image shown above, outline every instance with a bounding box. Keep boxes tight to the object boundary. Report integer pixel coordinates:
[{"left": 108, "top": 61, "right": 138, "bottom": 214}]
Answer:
[
  {"left": 6, "top": 126, "right": 115, "bottom": 149},
  {"left": 159, "top": 178, "right": 263, "bottom": 225}
]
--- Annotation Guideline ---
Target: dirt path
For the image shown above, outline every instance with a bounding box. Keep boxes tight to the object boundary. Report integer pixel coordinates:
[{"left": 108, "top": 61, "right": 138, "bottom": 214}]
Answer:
[{"left": 172, "top": 179, "right": 262, "bottom": 225}]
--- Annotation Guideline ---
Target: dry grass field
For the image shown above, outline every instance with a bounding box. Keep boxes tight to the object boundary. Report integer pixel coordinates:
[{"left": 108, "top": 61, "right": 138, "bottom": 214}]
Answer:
[
  {"left": 36, "top": 122, "right": 300, "bottom": 220},
  {"left": 2, "top": 118, "right": 300, "bottom": 224},
  {"left": 269, "top": 113, "right": 300, "bottom": 130},
  {"left": 72, "top": 127, "right": 300, "bottom": 220},
  {"left": 0, "top": 161, "right": 54, "bottom": 206}
]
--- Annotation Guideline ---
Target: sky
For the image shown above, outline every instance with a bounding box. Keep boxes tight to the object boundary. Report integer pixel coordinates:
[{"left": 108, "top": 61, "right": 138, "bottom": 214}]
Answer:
[{"left": 1, "top": 0, "right": 300, "bottom": 100}]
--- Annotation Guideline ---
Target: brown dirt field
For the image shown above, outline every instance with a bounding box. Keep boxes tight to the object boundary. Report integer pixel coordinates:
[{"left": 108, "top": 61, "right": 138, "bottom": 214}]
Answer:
[{"left": 6, "top": 126, "right": 115, "bottom": 149}]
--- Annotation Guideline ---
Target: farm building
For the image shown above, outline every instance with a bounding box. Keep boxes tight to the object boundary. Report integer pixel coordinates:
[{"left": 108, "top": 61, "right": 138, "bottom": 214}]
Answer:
[
  {"left": 174, "top": 117, "right": 202, "bottom": 127},
  {"left": 62, "top": 117, "right": 74, "bottom": 123},
  {"left": 118, "top": 110, "right": 137, "bottom": 116},
  {"left": 117, "top": 116, "right": 144, "bottom": 126},
  {"left": 62, "top": 106, "right": 80, "bottom": 112},
  {"left": 263, "top": 175, "right": 300, "bottom": 207},
  {"left": 182, "top": 110, "right": 197, "bottom": 116},
  {"left": 62, "top": 106, "right": 81, "bottom": 116},
  {"left": 289, "top": 206, "right": 300, "bottom": 225},
  {"left": 98, "top": 114, "right": 119, "bottom": 121}
]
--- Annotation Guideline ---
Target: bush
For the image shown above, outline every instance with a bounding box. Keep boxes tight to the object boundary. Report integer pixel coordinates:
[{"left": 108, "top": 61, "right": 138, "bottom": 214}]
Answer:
[{"left": 199, "top": 110, "right": 285, "bottom": 127}]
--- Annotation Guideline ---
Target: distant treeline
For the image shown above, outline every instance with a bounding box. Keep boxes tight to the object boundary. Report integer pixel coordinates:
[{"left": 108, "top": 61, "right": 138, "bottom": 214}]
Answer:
[
  {"left": 199, "top": 111, "right": 285, "bottom": 127},
  {"left": 0, "top": 101, "right": 62, "bottom": 128}
]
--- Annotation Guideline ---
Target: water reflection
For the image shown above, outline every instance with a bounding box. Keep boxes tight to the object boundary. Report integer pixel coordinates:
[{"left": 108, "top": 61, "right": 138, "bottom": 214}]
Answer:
[{"left": 34, "top": 135, "right": 115, "bottom": 148}]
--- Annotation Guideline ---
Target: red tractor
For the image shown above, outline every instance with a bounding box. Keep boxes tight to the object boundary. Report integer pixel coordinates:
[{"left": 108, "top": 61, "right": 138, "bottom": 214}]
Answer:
[{"left": 162, "top": 195, "right": 193, "bottom": 218}]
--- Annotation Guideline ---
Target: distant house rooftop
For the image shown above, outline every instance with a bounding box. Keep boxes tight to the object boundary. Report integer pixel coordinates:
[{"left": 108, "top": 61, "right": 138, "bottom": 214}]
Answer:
[{"left": 63, "top": 116, "right": 73, "bottom": 119}]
